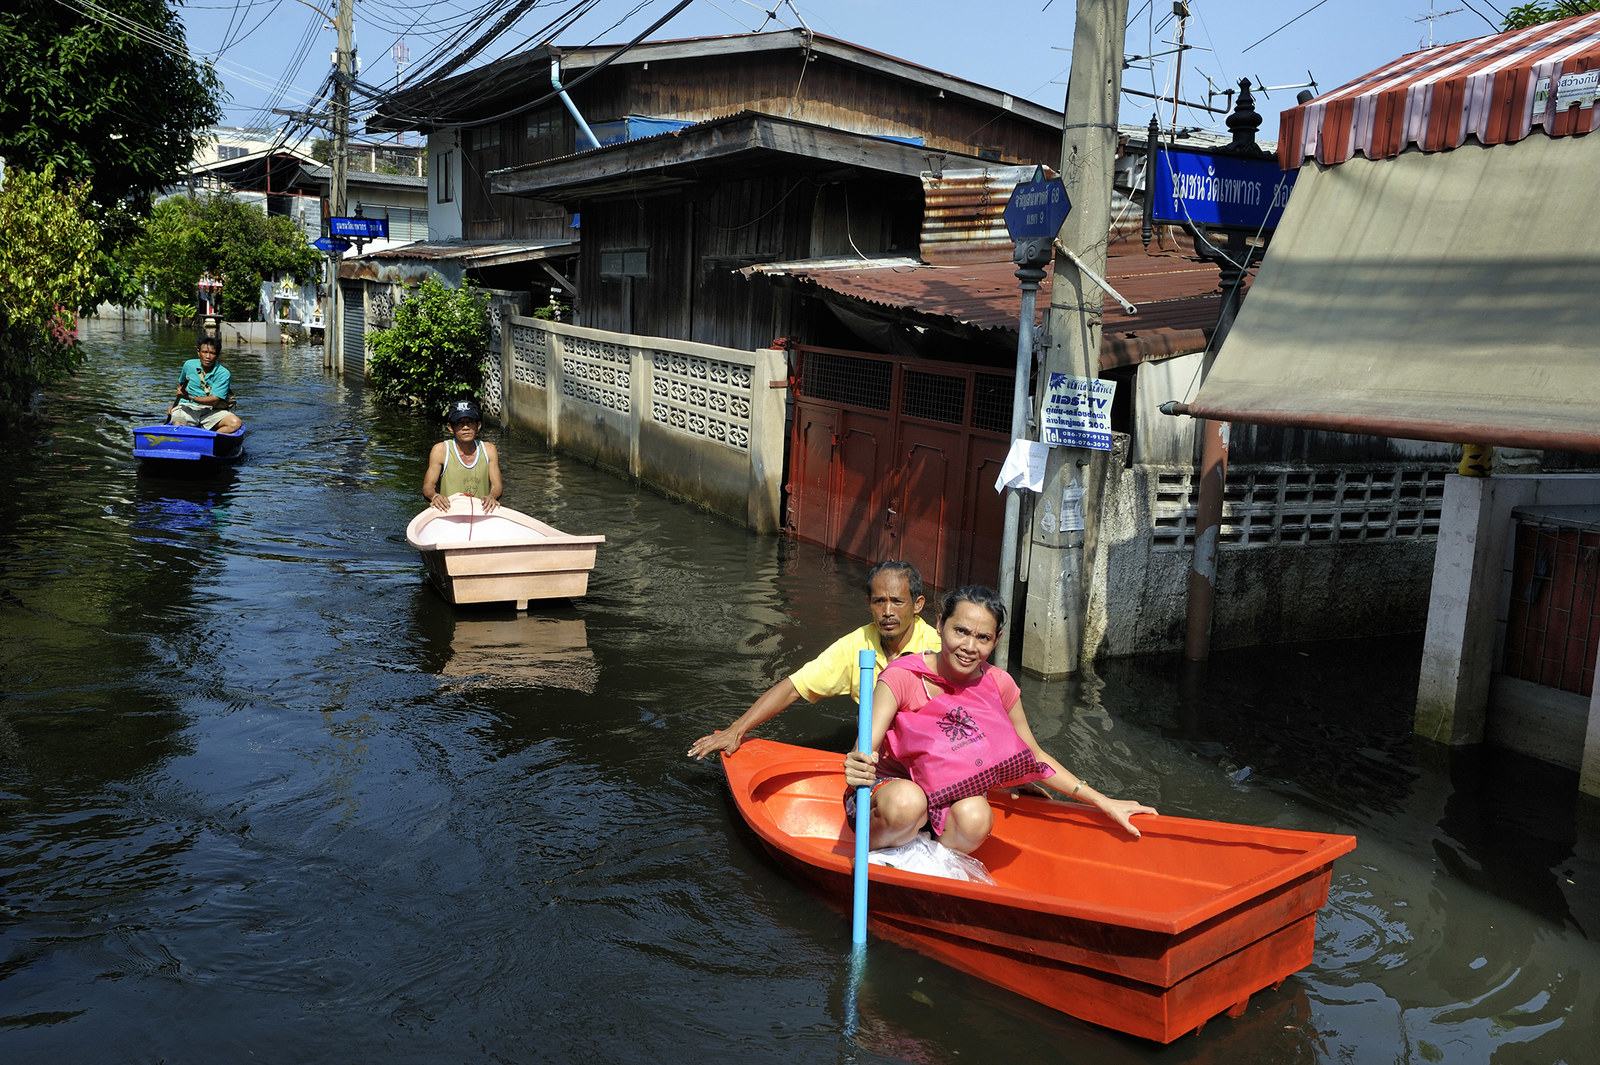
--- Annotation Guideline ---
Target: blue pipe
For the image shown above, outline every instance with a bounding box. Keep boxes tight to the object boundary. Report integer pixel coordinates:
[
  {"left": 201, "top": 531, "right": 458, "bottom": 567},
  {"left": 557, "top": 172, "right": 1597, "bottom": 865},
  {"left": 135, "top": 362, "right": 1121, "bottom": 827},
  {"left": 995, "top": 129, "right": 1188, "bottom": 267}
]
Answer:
[{"left": 852, "top": 648, "right": 876, "bottom": 945}]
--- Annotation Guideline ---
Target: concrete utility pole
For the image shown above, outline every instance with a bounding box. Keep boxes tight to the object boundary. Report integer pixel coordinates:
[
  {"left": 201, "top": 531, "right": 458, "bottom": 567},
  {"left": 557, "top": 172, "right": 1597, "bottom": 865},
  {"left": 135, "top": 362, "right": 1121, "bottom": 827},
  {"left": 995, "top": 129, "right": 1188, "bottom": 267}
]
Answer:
[
  {"left": 327, "top": 0, "right": 355, "bottom": 375},
  {"left": 1021, "top": 0, "right": 1130, "bottom": 678}
]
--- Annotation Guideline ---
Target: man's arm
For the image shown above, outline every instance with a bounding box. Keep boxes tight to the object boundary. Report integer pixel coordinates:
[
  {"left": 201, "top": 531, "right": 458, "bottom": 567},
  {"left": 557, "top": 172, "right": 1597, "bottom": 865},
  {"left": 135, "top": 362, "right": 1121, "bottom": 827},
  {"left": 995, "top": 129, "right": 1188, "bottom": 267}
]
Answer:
[
  {"left": 687, "top": 677, "right": 803, "bottom": 760},
  {"left": 482, "top": 441, "right": 503, "bottom": 513},
  {"left": 422, "top": 442, "right": 451, "bottom": 510}
]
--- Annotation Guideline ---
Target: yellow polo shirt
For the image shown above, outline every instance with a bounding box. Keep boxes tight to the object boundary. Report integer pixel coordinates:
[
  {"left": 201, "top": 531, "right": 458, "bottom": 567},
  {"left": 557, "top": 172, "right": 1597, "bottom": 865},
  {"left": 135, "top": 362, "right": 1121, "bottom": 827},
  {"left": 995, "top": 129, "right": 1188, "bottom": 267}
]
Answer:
[{"left": 788, "top": 615, "right": 941, "bottom": 703}]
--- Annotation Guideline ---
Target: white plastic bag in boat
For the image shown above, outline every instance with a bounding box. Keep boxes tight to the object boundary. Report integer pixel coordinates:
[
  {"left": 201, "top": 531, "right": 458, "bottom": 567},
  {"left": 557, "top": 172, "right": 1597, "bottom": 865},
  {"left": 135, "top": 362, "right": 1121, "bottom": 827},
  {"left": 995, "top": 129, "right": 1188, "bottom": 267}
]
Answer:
[{"left": 867, "top": 832, "right": 995, "bottom": 884}]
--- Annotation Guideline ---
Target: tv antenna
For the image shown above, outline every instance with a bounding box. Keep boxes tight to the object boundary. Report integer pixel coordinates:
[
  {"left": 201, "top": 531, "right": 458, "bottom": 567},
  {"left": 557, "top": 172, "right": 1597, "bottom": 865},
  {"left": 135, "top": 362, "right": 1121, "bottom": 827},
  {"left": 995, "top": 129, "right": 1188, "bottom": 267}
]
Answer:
[{"left": 1415, "top": 4, "right": 1463, "bottom": 49}]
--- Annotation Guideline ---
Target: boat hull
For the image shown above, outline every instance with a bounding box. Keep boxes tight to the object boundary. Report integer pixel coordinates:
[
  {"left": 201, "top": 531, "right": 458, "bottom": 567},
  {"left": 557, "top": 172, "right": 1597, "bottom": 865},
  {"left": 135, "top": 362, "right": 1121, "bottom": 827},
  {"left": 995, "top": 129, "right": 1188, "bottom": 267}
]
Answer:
[
  {"left": 405, "top": 496, "right": 604, "bottom": 610},
  {"left": 132, "top": 422, "right": 247, "bottom": 463},
  {"left": 721, "top": 738, "right": 1355, "bottom": 1043}
]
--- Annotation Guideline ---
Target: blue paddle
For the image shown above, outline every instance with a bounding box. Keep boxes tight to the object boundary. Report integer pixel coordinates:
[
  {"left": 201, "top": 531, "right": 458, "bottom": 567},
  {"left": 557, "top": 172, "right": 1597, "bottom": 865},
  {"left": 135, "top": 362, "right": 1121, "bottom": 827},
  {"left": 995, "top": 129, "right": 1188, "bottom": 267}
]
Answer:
[
  {"left": 852, "top": 647, "right": 876, "bottom": 944},
  {"left": 844, "top": 648, "right": 876, "bottom": 1042}
]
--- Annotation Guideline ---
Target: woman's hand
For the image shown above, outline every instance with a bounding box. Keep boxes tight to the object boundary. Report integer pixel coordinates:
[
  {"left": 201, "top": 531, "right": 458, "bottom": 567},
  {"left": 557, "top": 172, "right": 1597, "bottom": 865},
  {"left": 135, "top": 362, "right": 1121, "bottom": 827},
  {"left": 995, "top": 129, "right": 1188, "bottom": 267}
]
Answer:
[
  {"left": 844, "top": 749, "right": 878, "bottom": 790},
  {"left": 1095, "top": 795, "right": 1159, "bottom": 839}
]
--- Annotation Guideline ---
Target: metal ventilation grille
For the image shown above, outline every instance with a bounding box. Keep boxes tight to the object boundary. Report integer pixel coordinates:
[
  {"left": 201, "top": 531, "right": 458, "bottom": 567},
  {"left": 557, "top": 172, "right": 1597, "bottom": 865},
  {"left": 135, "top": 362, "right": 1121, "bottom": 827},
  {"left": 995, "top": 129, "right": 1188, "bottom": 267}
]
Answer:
[
  {"left": 801, "top": 351, "right": 892, "bottom": 411},
  {"left": 902, "top": 370, "right": 966, "bottom": 425},
  {"left": 972, "top": 373, "right": 1015, "bottom": 434}
]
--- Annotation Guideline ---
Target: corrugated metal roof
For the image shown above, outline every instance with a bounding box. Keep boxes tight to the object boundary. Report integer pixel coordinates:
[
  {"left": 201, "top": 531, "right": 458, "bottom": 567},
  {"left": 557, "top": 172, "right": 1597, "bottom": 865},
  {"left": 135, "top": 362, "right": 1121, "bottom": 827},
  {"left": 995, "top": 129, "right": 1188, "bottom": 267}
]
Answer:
[
  {"left": 746, "top": 241, "right": 1225, "bottom": 368},
  {"left": 354, "top": 239, "right": 575, "bottom": 266},
  {"left": 1279, "top": 11, "right": 1600, "bottom": 167},
  {"left": 921, "top": 167, "right": 1052, "bottom": 264}
]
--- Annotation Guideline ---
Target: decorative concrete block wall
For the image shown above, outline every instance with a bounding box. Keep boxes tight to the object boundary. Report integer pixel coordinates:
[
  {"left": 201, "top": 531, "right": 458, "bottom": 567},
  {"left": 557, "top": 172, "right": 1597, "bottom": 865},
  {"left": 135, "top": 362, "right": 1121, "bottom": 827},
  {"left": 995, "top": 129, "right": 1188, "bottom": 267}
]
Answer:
[{"left": 489, "top": 316, "right": 786, "bottom": 534}]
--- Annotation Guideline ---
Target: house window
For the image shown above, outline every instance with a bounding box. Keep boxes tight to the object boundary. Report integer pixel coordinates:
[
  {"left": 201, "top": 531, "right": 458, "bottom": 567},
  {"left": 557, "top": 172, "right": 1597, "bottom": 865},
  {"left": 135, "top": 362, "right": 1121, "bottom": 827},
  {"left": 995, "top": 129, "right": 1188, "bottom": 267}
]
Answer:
[
  {"left": 599, "top": 250, "right": 649, "bottom": 278},
  {"left": 435, "top": 151, "right": 453, "bottom": 202},
  {"left": 526, "top": 111, "right": 562, "bottom": 159},
  {"left": 218, "top": 145, "right": 248, "bottom": 160},
  {"left": 470, "top": 126, "right": 501, "bottom": 151}
]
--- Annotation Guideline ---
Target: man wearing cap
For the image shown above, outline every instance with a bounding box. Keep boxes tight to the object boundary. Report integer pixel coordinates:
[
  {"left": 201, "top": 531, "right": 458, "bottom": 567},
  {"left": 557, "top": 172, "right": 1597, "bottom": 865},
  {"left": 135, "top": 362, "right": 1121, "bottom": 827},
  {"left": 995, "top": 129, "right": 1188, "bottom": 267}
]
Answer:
[{"left": 422, "top": 398, "right": 502, "bottom": 513}]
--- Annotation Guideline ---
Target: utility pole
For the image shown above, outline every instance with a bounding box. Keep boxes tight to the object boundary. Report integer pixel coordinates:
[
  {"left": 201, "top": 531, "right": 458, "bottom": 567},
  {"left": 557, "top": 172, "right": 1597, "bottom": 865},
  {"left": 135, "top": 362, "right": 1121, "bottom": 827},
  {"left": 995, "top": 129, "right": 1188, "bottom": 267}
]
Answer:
[
  {"left": 327, "top": 0, "right": 355, "bottom": 375},
  {"left": 1021, "top": 0, "right": 1129, "bottom": 678}
]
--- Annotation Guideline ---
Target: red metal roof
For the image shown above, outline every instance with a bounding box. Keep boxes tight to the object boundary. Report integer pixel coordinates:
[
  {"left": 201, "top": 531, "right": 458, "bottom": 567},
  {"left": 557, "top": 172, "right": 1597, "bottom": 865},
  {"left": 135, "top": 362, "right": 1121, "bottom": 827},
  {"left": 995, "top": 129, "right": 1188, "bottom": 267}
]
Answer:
[
  {"left": 749, "top": 234, "right": 1226, "bottom": 369},
  {"left": 1278, "top": 11, "right": 1600, "bottom": 167}
]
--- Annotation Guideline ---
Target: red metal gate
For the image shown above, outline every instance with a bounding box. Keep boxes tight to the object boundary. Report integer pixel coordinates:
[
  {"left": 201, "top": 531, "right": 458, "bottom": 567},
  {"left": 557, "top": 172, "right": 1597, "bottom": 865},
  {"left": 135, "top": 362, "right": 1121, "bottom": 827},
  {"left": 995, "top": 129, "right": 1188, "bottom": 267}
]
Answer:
[{"left": 786, "top": 345, "right": 1013, "bottom": 591}]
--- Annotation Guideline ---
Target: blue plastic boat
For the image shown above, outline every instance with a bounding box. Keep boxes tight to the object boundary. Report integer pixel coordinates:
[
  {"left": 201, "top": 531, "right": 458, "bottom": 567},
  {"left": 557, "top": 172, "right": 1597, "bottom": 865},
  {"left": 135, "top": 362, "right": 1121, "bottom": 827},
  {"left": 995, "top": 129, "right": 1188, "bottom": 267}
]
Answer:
[{"left": 132, "top": 422, "right": 248, "bottom": 463}]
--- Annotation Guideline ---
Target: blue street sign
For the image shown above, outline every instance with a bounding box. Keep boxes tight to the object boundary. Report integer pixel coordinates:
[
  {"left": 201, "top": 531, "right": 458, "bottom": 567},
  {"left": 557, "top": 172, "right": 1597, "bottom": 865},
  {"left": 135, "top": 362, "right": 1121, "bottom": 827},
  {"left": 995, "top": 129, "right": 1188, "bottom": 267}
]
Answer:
[
  {"left": 1149, "top": 149, "right": 1297, "bottom": 231},
  {"left": 1004, "top": 167, "right": 1072, "bottom": 242},
  {"left": 312, "top": 236, "right": 352, "bottom": 253},
  {"left": 329, "top": 216, "right": 389, "bottom": 239}
]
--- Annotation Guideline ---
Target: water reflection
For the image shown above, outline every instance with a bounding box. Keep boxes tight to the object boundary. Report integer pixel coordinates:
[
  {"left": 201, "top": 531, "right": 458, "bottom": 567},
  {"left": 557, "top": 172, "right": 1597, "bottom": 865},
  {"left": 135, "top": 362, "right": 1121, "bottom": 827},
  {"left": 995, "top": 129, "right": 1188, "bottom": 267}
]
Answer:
[
  {"left": 437, "top": 613, "right": 599, "bottom": 693},
  {"left": 131, "top": 468, "right": 238, "bottom": 542}
]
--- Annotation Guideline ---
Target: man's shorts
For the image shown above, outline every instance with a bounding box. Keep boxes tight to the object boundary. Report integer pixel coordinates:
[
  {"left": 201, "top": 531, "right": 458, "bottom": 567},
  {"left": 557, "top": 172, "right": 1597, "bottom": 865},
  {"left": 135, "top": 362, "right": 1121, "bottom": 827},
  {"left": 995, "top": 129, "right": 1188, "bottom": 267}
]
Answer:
[{"left": 170, "top": 402, "right": 231, "bottom": 430}]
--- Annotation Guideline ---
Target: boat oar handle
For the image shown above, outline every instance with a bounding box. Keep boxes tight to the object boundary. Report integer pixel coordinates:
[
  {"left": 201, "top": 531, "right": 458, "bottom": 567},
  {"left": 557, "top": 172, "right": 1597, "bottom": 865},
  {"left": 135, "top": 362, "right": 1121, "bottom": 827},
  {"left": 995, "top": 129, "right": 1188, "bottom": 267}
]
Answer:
[{"left": 852, "top": 649, "right": 876, "bottom": 946}]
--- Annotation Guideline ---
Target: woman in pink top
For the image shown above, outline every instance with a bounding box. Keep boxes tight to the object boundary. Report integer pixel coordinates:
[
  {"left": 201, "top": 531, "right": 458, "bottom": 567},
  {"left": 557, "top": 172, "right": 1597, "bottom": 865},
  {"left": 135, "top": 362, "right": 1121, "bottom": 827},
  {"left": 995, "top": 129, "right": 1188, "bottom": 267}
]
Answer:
[{"left": 845, "top": 585, "right": 1157, "bottom": 855}]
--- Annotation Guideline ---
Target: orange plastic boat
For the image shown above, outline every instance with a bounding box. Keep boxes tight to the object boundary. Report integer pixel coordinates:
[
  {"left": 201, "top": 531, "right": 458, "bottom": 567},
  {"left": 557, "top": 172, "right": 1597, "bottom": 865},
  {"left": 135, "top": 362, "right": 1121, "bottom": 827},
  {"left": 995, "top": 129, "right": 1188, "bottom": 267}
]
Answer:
[{"left": 722, "top": 738, "right": 1356, "bottom": 1043}]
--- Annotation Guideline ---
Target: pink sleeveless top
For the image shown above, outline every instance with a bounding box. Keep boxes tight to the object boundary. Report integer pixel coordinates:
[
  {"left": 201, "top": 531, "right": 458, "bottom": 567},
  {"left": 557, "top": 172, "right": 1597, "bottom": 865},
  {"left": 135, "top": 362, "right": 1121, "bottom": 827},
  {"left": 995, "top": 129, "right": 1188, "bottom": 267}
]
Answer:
[{"left": 880, "top": 654, "right": 1053, "bottom": 834}]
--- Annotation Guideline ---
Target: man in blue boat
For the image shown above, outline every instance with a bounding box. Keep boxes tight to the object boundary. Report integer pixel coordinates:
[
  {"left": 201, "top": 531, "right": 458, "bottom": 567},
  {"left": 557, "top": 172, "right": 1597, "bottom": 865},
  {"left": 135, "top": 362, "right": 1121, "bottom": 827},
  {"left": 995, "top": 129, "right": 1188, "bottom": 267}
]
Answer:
[
  {"left": 167, "top": 335, "right": 242, "bottom": 434},
  {"left": 688, "top": 559, "right": 941, "bottom": 760},
  {"left": 423, "top": 398, "right": 502, "bottom": 514}
]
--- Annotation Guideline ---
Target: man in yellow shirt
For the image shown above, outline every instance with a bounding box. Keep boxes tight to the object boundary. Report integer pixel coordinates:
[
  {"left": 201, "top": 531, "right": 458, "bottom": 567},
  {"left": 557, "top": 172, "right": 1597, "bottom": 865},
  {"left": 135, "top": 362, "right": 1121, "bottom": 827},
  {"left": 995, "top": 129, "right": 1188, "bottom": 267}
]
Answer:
[{"left": 688, "top": 560, "right": 940, "bottom": 760}]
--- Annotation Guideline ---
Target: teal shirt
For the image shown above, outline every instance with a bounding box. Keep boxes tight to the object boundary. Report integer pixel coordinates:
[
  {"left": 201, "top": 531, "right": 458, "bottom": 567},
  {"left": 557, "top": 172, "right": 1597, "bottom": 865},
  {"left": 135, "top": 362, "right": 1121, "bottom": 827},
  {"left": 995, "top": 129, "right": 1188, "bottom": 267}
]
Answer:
[{"left": 178, "top": 358, "right": 231, "bottom": 401}]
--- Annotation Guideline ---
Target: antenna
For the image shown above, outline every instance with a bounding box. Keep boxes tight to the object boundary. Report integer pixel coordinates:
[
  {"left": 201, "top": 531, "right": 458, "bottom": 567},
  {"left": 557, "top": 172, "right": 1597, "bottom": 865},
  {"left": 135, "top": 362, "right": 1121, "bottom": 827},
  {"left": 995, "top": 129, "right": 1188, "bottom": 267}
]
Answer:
[
  {"left": 1249, "top": 71, "right": 1319, "bottom": 99},
  {"left": 1415, "top": 3, "right": 1463, "bottom": 49}
]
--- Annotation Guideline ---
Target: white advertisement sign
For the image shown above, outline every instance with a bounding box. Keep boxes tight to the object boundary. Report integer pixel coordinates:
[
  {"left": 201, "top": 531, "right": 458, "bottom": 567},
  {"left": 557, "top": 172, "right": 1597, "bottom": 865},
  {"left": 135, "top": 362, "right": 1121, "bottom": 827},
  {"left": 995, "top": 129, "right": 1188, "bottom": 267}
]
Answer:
[{"left": 1040, "top": 373, "right": 1116, "bottom": 450}]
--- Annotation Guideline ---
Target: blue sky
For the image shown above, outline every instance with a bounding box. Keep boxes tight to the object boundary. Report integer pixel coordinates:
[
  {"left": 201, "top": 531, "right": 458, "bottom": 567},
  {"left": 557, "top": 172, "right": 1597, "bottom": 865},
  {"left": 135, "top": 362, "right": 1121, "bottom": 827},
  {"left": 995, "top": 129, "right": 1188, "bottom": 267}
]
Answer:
[{"left": 176, "top": 0, "right": 1511, "bottom": 140}]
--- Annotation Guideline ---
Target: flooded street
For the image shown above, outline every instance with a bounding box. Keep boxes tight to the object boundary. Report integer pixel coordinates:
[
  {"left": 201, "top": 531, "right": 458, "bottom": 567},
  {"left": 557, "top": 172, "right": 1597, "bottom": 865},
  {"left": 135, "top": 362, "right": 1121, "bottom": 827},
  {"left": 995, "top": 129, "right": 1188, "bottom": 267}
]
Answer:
[{"left": 2, "top": 320, "right": 1597, "bottom": 1064}]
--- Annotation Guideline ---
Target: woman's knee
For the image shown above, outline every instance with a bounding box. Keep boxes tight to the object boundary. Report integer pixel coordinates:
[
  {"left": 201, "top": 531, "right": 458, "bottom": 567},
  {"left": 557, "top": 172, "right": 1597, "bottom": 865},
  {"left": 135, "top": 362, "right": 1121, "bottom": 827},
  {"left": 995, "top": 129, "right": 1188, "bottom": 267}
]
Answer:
[
  {"left": 942, "top": 797, "right": 994, "bottom": 848},
  {"left": 873, "top": 780, "right": 928, "bottom": 830}
]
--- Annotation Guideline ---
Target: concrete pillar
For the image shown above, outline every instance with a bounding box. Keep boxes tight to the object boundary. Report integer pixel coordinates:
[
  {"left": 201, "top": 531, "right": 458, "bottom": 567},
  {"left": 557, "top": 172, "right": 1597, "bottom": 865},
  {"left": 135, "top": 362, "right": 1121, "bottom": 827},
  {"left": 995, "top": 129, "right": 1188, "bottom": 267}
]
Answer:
[{"left": 1416, "top": 475, "right": 1504, "bottom": 744}]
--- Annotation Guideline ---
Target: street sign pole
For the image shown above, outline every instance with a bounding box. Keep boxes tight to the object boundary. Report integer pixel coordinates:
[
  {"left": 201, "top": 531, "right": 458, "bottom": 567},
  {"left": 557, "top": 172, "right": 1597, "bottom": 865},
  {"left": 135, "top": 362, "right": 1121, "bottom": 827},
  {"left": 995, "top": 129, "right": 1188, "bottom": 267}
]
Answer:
[{"left": 996, "top": 168, "right": 1070, "bottom": 669}]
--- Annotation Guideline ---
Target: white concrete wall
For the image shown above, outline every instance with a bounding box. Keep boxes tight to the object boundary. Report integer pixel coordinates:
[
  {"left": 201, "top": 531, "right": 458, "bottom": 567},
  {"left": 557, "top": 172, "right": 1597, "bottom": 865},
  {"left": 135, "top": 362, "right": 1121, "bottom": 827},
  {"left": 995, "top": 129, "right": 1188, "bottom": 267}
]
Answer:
[
  {"left": 426, "top": 130, "right": 463, "bottom": 241},
  {"left": 493, "top": 317, "right": 788, "bottom": 533}
]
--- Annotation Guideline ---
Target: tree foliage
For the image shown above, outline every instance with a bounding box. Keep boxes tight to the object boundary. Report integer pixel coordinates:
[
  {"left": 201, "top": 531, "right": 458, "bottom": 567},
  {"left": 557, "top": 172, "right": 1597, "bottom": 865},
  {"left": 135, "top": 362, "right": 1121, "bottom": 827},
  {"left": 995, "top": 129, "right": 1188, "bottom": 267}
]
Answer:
[
  {"left": 366, "top": 276, "right": 491, "bottom": 413},
  {"left": 0, "top": 0, "right": 222, "bottom": 218},
  {"left": 0, "top": 166, "right": 100, "bottom": 429},
  {"left": 1503, "top": 2, "right": 1600, "bottom": 28},
  {"left": 131, "top": 194, "right": 322, "bottom": 322}
]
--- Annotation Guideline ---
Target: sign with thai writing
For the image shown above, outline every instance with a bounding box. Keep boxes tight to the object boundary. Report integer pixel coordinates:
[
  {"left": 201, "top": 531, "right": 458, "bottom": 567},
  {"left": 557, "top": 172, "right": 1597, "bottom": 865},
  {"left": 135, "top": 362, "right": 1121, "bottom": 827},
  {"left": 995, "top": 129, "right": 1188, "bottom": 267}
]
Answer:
[
  {"left": 329, "top": 216, "right": 389, "bottom": 239},
  {"left": 1004, "top": 166, "right": 1071, "bottom": 242},
  {"left": 1539, "top": 69, "right": 1600, "bottom": 111},
  {"left": 1150, "top": 149, "right": 1295, "bottom": 231},
  {"left": 1041, "top": 373, "right": 1116, "bottom": 450}
]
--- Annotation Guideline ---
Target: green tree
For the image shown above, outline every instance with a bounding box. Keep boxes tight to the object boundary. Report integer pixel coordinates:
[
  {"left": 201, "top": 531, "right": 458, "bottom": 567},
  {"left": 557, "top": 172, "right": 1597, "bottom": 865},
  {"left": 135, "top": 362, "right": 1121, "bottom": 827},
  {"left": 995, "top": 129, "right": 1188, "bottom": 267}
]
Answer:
[
  {"left": 0, "top": 166, "right": 100, "bottom": 429},
  {"left": 366, "top": 276, "right": 491, "bottom": 413},
  {"left": 0, "top": 0, "right": 222, "bottom": 222},
  {"left": 130, "top": 194, "right": 321, "bottom": 322},
  {"left": 1503, "top": 2, "right": 1600, "bottom": 28}
]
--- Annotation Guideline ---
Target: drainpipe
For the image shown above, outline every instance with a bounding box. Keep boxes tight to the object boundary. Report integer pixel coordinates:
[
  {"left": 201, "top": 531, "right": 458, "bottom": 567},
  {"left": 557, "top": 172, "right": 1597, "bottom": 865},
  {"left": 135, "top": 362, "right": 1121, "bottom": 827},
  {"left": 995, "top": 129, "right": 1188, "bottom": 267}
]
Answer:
[{"left": 552, "top": 58, "right": 602, "bottom": 150}]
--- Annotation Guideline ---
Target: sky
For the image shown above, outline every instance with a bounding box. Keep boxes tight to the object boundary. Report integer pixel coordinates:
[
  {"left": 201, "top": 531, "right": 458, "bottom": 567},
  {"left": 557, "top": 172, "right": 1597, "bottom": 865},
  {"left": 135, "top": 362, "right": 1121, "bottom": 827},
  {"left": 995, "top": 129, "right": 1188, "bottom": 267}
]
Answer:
[{"left": 172, "top": 0, "right": 1513, "bottom": 143}]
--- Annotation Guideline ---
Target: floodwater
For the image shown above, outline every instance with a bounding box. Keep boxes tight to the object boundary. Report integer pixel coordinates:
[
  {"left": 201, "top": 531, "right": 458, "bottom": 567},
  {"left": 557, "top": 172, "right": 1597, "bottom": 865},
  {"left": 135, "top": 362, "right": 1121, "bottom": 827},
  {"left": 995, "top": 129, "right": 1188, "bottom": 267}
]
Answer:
[{"left": 2, "top": 320, "right": 1597, "bottom": 1065}]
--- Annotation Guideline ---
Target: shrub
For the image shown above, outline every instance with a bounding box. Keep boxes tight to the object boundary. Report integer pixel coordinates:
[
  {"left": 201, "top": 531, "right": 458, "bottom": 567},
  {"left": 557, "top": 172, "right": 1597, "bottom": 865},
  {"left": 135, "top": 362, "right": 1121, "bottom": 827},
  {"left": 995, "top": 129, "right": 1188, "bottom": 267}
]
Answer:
[
  {"left": 366, "top": 275, "right": 491, "bottom": 413},
  {"left": 0, "top": 165, "right": 100, "bottom": 429}
]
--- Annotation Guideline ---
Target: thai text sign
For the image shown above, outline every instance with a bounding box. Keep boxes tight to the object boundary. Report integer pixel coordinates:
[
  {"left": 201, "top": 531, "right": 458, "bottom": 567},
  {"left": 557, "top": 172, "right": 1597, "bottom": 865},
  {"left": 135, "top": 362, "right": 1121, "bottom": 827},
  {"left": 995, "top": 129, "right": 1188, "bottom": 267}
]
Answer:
[
  {"left": 1041, "top": 373, "right": 1116, "bottom": 450},
  {"left": 1003, "top": 167, "right": 1071, "bottom": 242},
  {"left": 329, "top": 216, "right": 389, "bottom": 239},
  {"left": 1150, "top": 149, "right": 1295, "bottom": 231}
]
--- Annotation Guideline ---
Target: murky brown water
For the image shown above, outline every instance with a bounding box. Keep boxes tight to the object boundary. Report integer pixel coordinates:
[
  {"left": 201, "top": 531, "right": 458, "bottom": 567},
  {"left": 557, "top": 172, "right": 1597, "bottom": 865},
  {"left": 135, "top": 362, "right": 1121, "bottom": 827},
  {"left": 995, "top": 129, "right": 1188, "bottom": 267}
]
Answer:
[{"left": 1, "top": 319, "right": 1596, "bottom": 1064}]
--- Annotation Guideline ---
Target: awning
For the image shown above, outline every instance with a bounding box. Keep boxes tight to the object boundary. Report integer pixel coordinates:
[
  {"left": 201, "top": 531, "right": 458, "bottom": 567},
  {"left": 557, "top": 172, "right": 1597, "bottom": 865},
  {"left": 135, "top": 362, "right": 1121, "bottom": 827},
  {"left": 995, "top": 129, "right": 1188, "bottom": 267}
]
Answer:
[
  {"left": 1278, "top": 11, "right": 1600, "bottom": 166},
  {"left": 1181, "top": 133, "right": 1600, "bottom": 452}
]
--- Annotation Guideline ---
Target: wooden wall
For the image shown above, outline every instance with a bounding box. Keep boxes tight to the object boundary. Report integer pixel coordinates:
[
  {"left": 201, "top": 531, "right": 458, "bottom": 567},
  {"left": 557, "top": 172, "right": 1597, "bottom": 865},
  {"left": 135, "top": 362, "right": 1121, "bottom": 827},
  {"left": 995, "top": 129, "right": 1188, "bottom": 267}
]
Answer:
[{"left": 575, "top": 171, "right": 921, "bottom": 350}]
